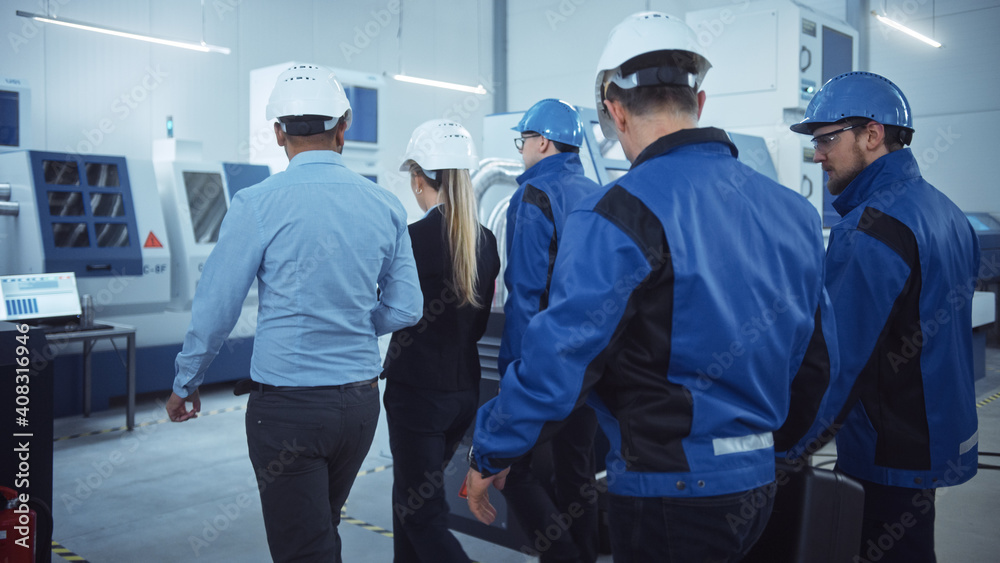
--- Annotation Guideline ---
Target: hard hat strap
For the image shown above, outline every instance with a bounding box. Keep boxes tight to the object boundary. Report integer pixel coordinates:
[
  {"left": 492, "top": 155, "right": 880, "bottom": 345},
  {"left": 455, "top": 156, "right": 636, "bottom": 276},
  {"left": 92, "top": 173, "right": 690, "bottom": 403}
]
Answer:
[{"left": 612, "top": 65, "right": 698, "bottom": 91}]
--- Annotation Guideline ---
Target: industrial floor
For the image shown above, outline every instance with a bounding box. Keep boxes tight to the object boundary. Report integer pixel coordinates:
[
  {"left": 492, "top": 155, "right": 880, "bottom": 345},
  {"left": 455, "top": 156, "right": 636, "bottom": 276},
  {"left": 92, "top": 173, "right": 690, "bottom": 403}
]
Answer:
[{"left": 47, "top": 346, "right": 1000, "bottom": 562}]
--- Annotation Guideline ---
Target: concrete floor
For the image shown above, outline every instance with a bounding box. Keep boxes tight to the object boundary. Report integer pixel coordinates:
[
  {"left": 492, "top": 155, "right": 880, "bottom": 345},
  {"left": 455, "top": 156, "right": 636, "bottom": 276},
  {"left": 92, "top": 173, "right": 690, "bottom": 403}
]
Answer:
[{"left": 47, "top": 347, "right": 1000, "bottom": 562}]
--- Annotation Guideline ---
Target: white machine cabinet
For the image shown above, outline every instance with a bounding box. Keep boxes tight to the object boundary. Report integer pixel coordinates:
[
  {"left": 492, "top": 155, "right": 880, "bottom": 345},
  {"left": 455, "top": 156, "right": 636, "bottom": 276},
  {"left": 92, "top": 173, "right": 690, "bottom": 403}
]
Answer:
[{"left": 687, "top": 1, "right": 858, "bottom": 225}]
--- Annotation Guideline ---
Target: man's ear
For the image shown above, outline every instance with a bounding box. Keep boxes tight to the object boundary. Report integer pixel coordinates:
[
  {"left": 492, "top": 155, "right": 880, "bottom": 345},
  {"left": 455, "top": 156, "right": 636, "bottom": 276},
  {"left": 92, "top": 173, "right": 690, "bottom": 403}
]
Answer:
[
  {"left": 537, "top": 135, "right": 552, "bottom": 154},
  {"left": 864, "top": 121, "right": 886, "bottom": 151},
  {"left": 334, "top": 119, "right": 347, "bottom": 151},
  {"left": 274, "top": 122, "right": 287, "bottom": 147},
  {"left": 696, "top": 90, "right": 707, "bottom": 120},
  {"left": 604, "top": 99, "right": 628, "bottom": 134}
]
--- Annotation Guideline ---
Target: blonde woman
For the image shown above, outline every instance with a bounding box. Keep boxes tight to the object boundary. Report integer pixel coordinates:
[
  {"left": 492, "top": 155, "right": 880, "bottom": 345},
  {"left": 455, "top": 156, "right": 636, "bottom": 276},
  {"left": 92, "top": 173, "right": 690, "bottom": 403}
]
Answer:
[{"left": 381, "top": 120, "right": 500, "bottom": 563}]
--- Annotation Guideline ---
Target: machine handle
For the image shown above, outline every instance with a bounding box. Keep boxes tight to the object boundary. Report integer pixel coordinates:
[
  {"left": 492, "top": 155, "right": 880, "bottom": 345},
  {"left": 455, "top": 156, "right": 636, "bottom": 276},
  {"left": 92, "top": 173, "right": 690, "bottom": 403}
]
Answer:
[
  {"left": 0, "top": 183, "right": 15, "bottom": 215},
  {"left": 86, "top": 264, "right": 112, "bottom": 271},
  {"left": 801, "top": 175, "right": 814, "bottom": 198},
  {"left": 800, "top": 46, "right": 812, "bottom": 72}
]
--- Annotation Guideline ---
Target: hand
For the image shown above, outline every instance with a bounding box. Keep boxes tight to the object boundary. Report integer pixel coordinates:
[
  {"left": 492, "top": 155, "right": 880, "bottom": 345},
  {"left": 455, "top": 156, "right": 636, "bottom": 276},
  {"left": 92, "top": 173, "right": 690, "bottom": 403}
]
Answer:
[
  {"left": 166, "top": 390, "right": 201, "bottom": 422},
  {"left": 465, "top": 466, "right": 510, "bottom": 525}
]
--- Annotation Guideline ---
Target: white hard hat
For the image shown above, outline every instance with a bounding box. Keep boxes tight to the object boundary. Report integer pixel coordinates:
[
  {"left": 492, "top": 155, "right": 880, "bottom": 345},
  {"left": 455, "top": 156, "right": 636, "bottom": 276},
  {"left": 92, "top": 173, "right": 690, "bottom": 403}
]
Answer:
[
  {"left": 400, "top": 119, "right": 479, "bottom": 173},
  {"left": 594, "top": 12, "right": 711, "bottom": 139},
  {"left": 266, "top": 64, "right": 352, "bottom": 135}
]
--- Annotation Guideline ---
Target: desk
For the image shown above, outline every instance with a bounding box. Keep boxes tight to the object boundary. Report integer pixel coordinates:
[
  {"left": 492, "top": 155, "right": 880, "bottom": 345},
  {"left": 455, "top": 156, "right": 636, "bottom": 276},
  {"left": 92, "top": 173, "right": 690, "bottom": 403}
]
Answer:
[{"left": 46, "top": 322, "right": 137, "bottom": 431}]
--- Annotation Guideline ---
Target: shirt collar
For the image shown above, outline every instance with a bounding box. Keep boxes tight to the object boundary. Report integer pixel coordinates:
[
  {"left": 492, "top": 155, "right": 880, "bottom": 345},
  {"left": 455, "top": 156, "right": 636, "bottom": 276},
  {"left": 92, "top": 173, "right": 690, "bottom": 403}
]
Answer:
[
  {"left": 516, "top": 152, "right": 584, "bottom": 185},
  {"left": 832, "top": 148, "right": 922, "bottom": 217},
  {"left": 286, "top": 149, "right": 345, "bottom": 170},
  {"left": 630, "top": 127, "right": 738, "bottom": 169}
]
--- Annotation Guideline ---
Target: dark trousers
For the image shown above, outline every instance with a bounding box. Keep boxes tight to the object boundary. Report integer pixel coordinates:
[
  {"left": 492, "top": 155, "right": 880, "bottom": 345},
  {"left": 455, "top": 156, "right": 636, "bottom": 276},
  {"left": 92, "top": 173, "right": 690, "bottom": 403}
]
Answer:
[
  {"left": 384, "top": 380, "right": 478, "bottom": 563},
  {"left": 500, "top": 406, "right": 600, "bottom": 563},
  {"left": 608, "top": 483, "right": 776, "bottom": 563},
  {"left": 855, "top": 478, "right": 937, "bottom": 563},
  {"left": 246, "top": 383, "right": 380, "bottom": 563}
]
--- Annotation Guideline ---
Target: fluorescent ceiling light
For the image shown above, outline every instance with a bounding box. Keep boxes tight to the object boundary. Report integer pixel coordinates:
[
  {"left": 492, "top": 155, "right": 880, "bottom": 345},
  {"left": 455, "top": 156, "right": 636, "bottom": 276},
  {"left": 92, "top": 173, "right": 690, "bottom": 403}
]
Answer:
[
  {"left": 872, "top": 11, "right": 942, "bottom": 48},
  {"left": 393, "top": 74, "right": 487, "bottom": 95},
  {"left": 16, "top": 10, "right": 231, "bottom": 54}
]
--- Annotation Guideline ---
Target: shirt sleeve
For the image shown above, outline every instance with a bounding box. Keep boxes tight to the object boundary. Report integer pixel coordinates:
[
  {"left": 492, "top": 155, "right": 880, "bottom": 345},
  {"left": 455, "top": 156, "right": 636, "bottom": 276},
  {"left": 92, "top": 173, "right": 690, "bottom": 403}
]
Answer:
[
  {"left": 498, "top": 185, "right": 557, "bottom": 375},
  {"left": 473, "top": 208, "right": 651, "bottom": 475},
  {"left": 173, "top": 193, "right": 263, "bottom": 397},
  {"left": 371, "top": 218, "right": 423, "bottom": 336}
]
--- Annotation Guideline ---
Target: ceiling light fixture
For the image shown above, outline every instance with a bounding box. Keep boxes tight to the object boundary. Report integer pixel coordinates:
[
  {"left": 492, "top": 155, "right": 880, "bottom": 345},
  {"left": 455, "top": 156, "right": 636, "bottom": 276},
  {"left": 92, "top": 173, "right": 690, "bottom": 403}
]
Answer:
[
  {"left": 871, "top": 10, "right": 942, "bottom": 48},
  {"left": 16, "top": 9, "right": 231, "bottom": 54},
  {"left": 392, "top": 74, "right": 487, "bottom": 95}
]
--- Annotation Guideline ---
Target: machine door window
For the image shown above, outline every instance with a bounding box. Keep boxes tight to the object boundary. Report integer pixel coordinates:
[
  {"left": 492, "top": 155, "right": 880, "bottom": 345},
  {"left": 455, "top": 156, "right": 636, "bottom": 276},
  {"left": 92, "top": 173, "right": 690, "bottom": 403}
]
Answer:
[
  {"left": 43, "top": 160, "right": 81, "bottom": 185},
  {"left": 85, "top": 162, "right": 120, "bottom": 187},
  {"left": 90, "top": 193, "right": 125, "bottom": 217},
  {"left": 95, "top": 223, "right": 130, "bottom": 247},
  {"left": 48, "top": 191, "right": 85, "bottom": 216},
  {"left": 182, "top": 171, "right": 228, "bottom": 244},
  {"left": 52, "top": 223, "right": 90, "bottom": 247}
]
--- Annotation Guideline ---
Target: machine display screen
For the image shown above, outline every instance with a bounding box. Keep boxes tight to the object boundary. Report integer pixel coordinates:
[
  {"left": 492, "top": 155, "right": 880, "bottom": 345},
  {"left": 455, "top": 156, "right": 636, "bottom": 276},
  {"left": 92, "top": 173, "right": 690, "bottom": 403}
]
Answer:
[
  {"left": 967, "top": 214, "right": 1000, "bottom": 232},
  {"left": 344, "top": 85, "right": 377, "bottom": 144},
  {"left": 0, "top": 90, "right": 18, "bottom": 147},
  {"left": 182, "top": 171, "right": 228, "bottom": 243},
  {"left": 0, "top": 272, "right": 82, "bottom": 322}
]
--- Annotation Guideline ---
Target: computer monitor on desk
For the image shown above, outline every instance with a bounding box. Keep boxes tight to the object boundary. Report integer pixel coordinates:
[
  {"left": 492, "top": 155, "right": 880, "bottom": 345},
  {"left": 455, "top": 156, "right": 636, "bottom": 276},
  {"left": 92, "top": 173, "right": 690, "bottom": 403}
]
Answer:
[
  {"left": 0, "top": 271, "right": 111, "bottom": 332},
  {"left": 1, "top": 271, "right": 81, "bottom": 320}
]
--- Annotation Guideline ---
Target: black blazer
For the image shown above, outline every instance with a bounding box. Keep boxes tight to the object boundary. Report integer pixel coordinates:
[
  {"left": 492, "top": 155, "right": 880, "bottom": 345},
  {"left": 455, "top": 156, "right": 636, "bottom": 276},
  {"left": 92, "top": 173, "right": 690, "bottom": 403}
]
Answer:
[{"left": 382, "top": 206, "right": 500, "bottom": 391}]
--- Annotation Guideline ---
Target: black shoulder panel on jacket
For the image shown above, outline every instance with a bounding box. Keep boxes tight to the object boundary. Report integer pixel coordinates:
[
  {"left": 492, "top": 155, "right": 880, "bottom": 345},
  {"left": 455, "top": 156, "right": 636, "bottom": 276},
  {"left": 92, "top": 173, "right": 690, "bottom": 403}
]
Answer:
[
  {"left": 594, "top": 185, "right": 670, "bottom": 270},
  {"left": 524, "top": 184, "right": 559, "bottom": 311},
  {"left": 857, "top": 206, "right": 919, "bottom": 270}
]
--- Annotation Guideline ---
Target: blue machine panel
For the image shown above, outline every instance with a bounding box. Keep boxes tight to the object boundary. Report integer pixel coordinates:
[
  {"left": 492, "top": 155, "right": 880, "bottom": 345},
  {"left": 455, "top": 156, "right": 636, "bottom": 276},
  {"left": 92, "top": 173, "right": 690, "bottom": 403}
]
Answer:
[
  {"left": 29, "top": 151, "right": 142, "bottom": 277},
  {"left": 223, "top": 162, "right": 271, "bottom": 200},
  {"left": 820, "top": 25, "right": 854, "bottom": 228},
  {"left": 0, "top": 90, "right": 18, "bottom": 147}
]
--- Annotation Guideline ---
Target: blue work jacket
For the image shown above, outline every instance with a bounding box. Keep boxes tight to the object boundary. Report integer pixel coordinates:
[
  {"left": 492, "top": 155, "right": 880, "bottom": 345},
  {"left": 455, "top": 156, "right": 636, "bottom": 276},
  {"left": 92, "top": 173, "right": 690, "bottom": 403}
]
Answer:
[
  {"left": 474, "top": 128, "right": 838, "bottom": 498},
  {"left": 822, "top": 148, "right": 980, "bottom": 488},
  {"left": 498, "top": 152, "right": 601, "bottom": 375}
]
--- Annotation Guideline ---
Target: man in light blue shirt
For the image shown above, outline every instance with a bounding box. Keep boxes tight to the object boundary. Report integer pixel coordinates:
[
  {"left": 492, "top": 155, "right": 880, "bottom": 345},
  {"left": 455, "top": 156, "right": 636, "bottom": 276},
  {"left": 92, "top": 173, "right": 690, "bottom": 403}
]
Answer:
[{"left": 167, "top": 64, "right": 422, "bottom": 563}]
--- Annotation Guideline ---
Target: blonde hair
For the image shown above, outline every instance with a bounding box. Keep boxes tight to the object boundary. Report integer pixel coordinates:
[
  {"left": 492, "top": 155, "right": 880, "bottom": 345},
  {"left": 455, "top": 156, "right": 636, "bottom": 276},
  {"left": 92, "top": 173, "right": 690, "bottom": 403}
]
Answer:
[{"left": 411, "top": 165, "right": 483, "bottom": 308}]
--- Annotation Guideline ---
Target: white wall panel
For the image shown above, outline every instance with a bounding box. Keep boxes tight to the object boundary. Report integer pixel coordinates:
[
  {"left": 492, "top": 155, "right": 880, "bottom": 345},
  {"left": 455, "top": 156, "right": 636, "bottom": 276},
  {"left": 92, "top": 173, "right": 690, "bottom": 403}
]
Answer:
[
  {"left": 42, "top": 1, "right": 153, "bottom": 158},
  {"left": 149, "top": 0, "right": 240, "bottom": 162},
  {"left": 4, "top": 0, "right": 51, "bottom": 149},
  {"left": 867, "top": 0, "right": 1000, "bottom": 211},
  {"left": 909, "top": 110, "right": 1000, "bottom": 211},
  {"left": 506, "top": 0, "right": 657, "bottom": 112}
]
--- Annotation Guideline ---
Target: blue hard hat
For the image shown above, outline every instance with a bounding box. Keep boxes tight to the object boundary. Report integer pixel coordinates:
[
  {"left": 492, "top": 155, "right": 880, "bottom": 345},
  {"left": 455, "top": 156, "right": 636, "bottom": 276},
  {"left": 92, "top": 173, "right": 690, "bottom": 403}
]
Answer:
[
  {"left": 790, "top": 71, "right": 913, "bottom": 134},
  {"left": 512, "top": 99, "right": 585, "bottom": 147}
]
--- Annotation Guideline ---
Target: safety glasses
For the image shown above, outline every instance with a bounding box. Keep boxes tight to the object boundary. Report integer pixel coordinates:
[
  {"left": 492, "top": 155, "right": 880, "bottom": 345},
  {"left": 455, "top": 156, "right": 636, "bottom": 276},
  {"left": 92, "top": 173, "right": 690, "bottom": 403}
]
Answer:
[
  {"left": 810, "top": 124, "right": 860, "bottom": 153},
  {"left": 514, "top": 133, "right": 541, "bottom": 151}
]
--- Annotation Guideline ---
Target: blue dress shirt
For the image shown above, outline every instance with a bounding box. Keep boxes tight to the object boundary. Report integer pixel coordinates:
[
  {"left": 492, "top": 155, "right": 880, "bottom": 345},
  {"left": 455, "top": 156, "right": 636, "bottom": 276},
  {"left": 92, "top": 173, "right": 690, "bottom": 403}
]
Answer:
[{"left": 173, "top": 150, "right": 422, "bottom": 396}]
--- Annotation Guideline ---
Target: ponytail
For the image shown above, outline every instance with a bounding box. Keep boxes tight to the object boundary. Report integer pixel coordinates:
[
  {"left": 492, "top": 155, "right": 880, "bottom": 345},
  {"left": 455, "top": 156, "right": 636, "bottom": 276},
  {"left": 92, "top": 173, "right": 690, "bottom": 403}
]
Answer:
[
  {"left": 410, "top": 165, "right": 483, "bottom": 308},
  {"left": 438, "top": 169, "right": 482, "bottom": 308}
]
